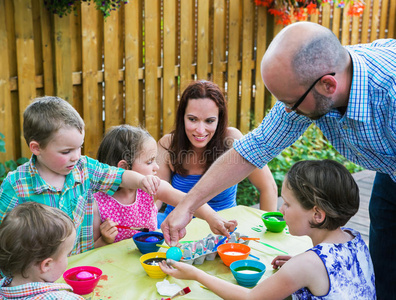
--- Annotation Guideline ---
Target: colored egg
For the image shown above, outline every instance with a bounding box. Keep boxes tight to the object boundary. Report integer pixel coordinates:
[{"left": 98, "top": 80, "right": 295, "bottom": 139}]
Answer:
[
  {"left": 267, "top": 216, "right": 280, "bottom": 222},
  {"left": 76, "top": 271, "right": 94, "bottom": 281},
  {"left": 166, "top": 247, "right": 183, "bottom": 261},
  {"left": 145, "top": 236, "right": 160, "bottom": 242}
]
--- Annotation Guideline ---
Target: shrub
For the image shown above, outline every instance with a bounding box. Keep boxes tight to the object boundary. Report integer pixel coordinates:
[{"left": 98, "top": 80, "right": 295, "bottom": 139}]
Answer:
[{"left": 0, "top": 133, "right": 29, "bottom": 183}]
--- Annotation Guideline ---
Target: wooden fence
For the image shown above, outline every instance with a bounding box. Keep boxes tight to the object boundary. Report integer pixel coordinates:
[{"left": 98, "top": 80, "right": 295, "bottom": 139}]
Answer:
[{"left": 0, "top": 0, "right": 395, "bottom": 161}]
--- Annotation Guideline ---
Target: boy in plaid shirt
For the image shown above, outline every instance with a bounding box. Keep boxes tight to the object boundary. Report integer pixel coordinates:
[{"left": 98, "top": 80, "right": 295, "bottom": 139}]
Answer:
[
  {"left": 0, "top": 202, "right": 84, "bottom": 299},
  {"left": 0, "top": 96, "right": 160, "bottom": 255}
]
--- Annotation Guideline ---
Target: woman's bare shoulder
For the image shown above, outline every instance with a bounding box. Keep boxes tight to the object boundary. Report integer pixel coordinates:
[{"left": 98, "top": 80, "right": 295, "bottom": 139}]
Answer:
[
  {"left": 226, "top": 127, "right": 243, "bottom": 140},
  {"left": 158, "top": 133, "right": 173, "bottom": 149}
]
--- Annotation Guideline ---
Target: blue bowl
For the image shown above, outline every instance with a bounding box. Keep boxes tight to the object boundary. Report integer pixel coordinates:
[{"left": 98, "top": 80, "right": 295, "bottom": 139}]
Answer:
[
  {"left": 132, "top": 231, "right": 164, "bottom": 254},
  {"left": 230, "top": 259, "right": 266, "bottom": 287}
]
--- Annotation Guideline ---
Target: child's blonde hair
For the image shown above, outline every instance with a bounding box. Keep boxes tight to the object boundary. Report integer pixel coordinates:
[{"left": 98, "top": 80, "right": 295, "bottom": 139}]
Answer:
[
  {"left": 97, "top": 125, "right": 152, "bottom": 169},
  {"left": 0, "top": 202, "right": 75, "bottom": 278},
  {"left": 23, "top": 96, "right": 84, "bottom": 148}
]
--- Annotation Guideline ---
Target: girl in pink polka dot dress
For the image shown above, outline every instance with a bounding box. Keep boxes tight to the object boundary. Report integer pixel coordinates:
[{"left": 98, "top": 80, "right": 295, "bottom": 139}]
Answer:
[{"left": 93, "top": 125, "right": 236, "bottom": 248}]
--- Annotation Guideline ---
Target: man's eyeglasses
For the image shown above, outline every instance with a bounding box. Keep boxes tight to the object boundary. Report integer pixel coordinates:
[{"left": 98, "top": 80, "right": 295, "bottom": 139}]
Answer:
[{"left": 284, "top": 72, "right": 336, "bottom": 111}]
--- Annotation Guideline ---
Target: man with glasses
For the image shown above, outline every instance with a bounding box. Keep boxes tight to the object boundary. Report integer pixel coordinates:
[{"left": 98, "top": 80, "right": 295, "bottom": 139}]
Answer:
[{"left": 162, "top": 21, "right": 396, "bottom": 299}]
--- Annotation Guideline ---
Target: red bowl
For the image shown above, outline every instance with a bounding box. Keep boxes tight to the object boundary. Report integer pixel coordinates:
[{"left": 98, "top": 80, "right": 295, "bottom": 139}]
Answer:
[{"left": 63, "top": 266, "right": 102, "bottom": 295}]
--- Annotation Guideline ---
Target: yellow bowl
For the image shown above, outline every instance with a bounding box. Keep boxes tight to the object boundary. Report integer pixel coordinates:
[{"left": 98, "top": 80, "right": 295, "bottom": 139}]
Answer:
[{"left": 139, "top": 252, "right": 167, "bottom": 278}]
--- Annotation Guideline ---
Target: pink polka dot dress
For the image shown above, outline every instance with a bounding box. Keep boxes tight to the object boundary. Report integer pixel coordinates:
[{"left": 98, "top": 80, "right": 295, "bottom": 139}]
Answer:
[{"left": 94, "top": 189, "right": 157, "bottom": 243}]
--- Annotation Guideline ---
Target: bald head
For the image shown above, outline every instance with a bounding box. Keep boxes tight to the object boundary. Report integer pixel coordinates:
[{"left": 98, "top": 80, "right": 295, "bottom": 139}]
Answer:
[{"left": 262, "top": 22, "right": 348, "bottom": 87}]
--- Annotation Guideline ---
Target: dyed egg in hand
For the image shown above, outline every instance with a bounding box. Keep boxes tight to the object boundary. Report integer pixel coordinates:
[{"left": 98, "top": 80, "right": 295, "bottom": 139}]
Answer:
[
  {"left": 166, "top": 247, "right": 183, "bottom": 261},
  {"left": 76, "top": 271, "right": 94, "bottom": 281}
]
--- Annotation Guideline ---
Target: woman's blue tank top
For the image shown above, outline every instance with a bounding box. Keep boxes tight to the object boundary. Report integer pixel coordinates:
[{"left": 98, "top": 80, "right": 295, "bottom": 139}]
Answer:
[{"left": 163, "top": 173, "right": 238, "bottom": 216}]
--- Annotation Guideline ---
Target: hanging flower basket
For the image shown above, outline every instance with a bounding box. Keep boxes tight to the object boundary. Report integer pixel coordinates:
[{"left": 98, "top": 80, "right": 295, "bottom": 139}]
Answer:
[
  {"left": 44, "top": 0, "right": 129, "bottom": 18},
  {"left": 255, "top": 0, "right": 365, "bottom": 25}
]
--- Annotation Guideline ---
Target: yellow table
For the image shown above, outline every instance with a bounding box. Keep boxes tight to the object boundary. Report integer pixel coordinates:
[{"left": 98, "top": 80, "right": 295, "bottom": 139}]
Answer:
[{"left": 60, "top": 206, "right": 312, "bottom": 299}]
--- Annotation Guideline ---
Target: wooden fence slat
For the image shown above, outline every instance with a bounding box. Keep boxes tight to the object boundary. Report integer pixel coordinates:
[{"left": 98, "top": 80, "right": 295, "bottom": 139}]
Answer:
[
  {"left": 240, "top": 0, "right": 254, "bottom": 133},
  {"left": 227, "top": 0, "right": 241, "bottom": 128},
  {"left": 144, "top": 0, "right": 161, "bottom": 140},
  {"left": 197, "top": 0, "right": 210, "bottom": 80},
  {"left": 0, "top": 0, "right": 16, "bottom": 161},
  {"left": 254, "top": 5, "right": 268, "bottom": 126},
  {"left": 213, "top": 0, "right": 226, "bottom": 87},
  {"left": 162, "top": 0, "right": 177, "bottom": 135},
  {"left": 341, "top": 4, "right": 351, "bottom": 45},
  {"left": 71, "top": 4, "right": 83, "bottom": 116},
  {"left": 379, "top": 0, "right": 389, "bottom": 38},
  {"left": 351, "top": 15, "right": 360, "bottom": 44},
  {"left": 332, "top": 6, "right": 341, "bottom": 39},
  {"left": 54, "top": 15, "right": 74, "bottom": 104},
  {"left": 81, "top": 2, "right": 102, "bottom": 157},
  {"left": 14, "top": 0, "right": 37, "bottom": 158},
  {"left": 361, "top": 0, "right": 371, "bottom": 43},
  {"left": 321, "top": 3, "right": 331, "bottom": 28},
  {"left": 5, "top": 0, "right": 21, "bottom": 159},
  {"left": 309, "top": 9, "right": 319, "bottom": 23},
  {"left": 104, "top": 10, "right": 123, "bottom": 130},
  {"left": 39, "top": 1, "right": 54, "bottom": 96},
  {"left": 370, "top": 0, "right": 381, "bottom": 41},
  {"left": 32, "top": 0, "right": 43, "bottom": 92},
  {"left": 390, "top": 0, "right": 396, "bottom": 37},
  {"left": 180, "top": 0, "right": 194, "bottom": 90},
  {"left": 125, "top": 0, "right": 143, "bottom": 127}
]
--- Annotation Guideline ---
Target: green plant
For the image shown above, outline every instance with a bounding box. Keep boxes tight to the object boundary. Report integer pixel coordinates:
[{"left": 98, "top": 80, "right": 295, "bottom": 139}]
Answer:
[
  {"left": 0, "top": 133, "right": 29, "bottom": 183},
  {"left": 236, "top": 124, "right": 364, "bottom": 206},
  {"left": 43, "top": 0, "right": 128, "bottom": 18}
]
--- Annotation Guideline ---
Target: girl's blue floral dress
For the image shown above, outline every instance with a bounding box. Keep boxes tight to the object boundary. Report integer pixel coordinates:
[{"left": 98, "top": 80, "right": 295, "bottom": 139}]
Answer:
[{"left": 293, "top": 228, "right": 376, "bottom": 300}]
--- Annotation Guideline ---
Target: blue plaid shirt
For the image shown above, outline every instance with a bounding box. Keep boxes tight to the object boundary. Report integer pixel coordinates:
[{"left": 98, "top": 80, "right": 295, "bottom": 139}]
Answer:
[
  {"left": 234, "top": 39, "right": 396, "bottom": 182},
  {"left": 0, "top": 155, "right": 124, "bottom": 255}
]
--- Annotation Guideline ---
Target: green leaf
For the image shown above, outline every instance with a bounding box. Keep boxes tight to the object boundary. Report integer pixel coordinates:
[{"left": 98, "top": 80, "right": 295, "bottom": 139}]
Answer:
[
  {"left": 17, "top": 157, "right": 29, "bottom": 165},
  {"left": 0, "top": 163, "right": 5, "bottom": 177},
  {"left": 5, "top": 160, "right": 18, "bottom": 171}
]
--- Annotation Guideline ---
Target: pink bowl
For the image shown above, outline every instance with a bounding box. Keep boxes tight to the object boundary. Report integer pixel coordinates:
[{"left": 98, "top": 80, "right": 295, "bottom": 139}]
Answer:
[{"left": 63, "top": 266, "right": 102, "bottom": 295}]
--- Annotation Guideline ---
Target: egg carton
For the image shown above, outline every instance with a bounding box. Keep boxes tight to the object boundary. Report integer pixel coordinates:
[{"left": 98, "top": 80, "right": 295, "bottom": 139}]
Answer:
[{"left": 180, "top": 232, "right": 249, "bottom": 265}]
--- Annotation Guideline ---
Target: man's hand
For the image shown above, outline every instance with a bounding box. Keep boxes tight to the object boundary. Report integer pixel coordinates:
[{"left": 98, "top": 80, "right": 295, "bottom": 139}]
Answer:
[{"left": 161, "top": 205, "right": 194, "bottom": 246}]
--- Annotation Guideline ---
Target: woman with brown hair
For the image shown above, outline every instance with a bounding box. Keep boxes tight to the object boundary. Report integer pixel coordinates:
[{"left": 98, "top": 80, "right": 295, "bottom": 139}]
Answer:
[{"left": 157, "top": 80, "right": 277, "bottom": 226}]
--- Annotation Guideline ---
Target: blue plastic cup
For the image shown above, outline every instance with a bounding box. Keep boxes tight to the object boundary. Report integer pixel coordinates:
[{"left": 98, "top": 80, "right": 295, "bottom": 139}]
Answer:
[{"left": 230, "top": 259, "right": 266, "bottom": 287}]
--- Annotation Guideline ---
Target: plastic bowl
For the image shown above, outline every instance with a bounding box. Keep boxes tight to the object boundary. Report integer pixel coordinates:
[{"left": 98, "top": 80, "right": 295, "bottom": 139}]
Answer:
[
  {"left": 230, "top": 259, "right": 266, "bottom": 287},
  {"left": 63, "top": 266, "right": 102, "bottom": 295},
  {"left": 217, "top": 243, "right": 251, "bottom": 266},
  {"left": 133, "top": 231, "right": 165, "bottom": 254},
  {"left": 261, "top": 212, "right": 286, "bottom": 233},
  {"left": 139, "top": 252, "right": 167, "bottom": 278}
]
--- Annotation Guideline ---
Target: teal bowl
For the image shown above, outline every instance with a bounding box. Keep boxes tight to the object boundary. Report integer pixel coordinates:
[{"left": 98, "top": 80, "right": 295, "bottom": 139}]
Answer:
[
  {"left": 261, "top": 212, "right": 286, "bottom": 233},
  {"left": 230, "top": 259, "right": 266, "bottom": 287},
  {"left": 132, "top": 231, "right": 164, "bottom": 254}
]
